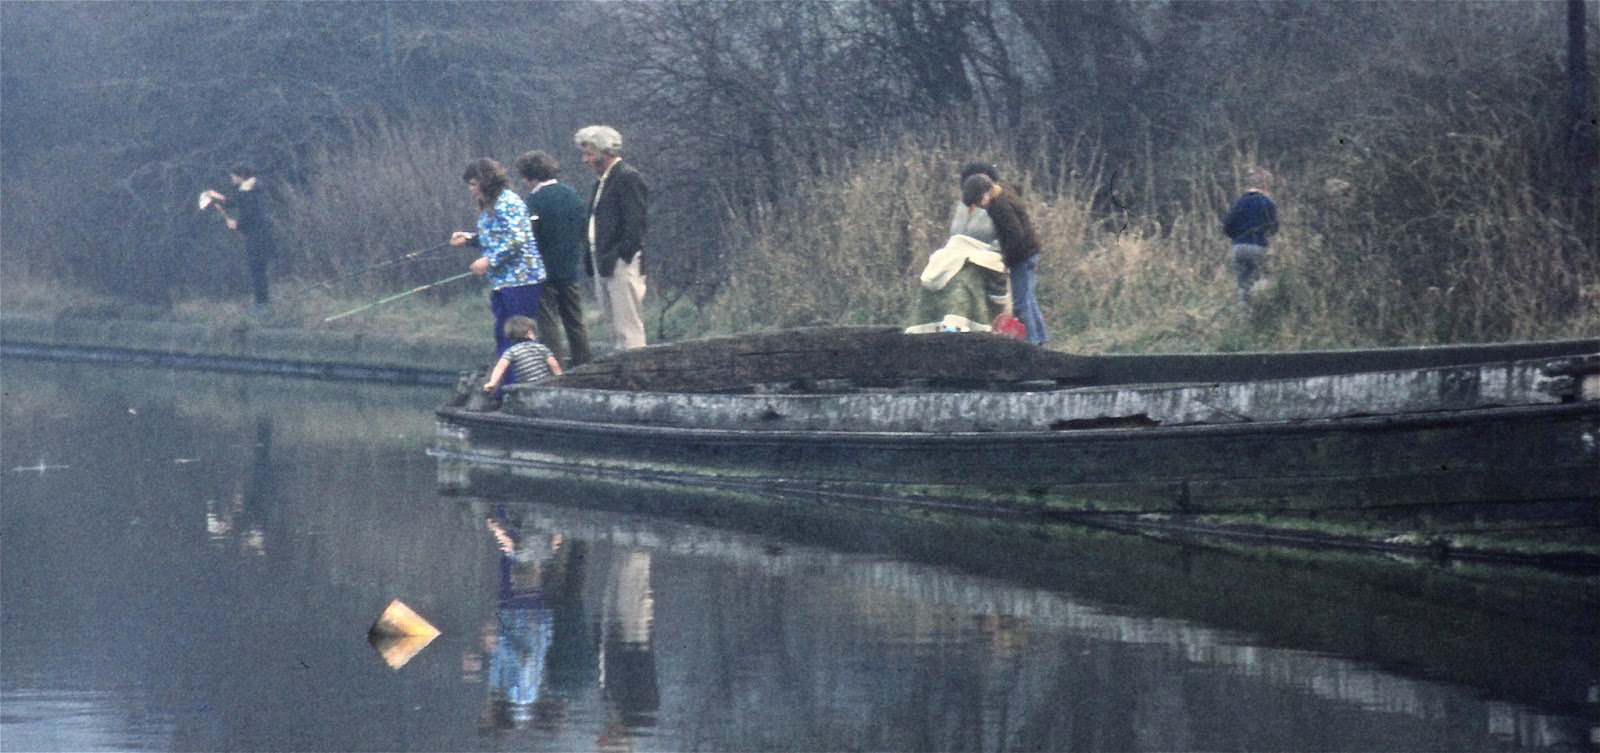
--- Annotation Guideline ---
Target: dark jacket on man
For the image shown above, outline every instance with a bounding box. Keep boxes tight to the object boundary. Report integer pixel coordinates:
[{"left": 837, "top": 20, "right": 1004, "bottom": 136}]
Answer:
[
  {"left": 584, "top": 161, "right": 648, "bottom": 278},
  {"left": 986, "top": 191, "right": 1041, "bottom": 268},
  {"left": 1222, "top": 190, "right": 1278, "bottom": 247},
  {"left": 228, "top": 186, "right": 277, "bottom": 257}
]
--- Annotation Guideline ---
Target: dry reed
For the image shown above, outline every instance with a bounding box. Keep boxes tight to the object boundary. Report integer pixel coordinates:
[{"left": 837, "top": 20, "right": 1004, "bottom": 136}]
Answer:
[{"left": 700, "top": 103, "right": 1596, "bottom": 353}]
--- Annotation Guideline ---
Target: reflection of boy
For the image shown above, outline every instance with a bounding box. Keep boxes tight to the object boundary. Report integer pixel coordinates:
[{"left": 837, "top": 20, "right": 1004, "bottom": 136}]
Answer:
[
  {"left": 482, "top": 513, "right": 560, "bottom": 728},
  {"left": 489, "top": 603, "right": 553, "bottom": 720},
  {"left": 484, "top": 315, "right": 563, "bottom": 392}
]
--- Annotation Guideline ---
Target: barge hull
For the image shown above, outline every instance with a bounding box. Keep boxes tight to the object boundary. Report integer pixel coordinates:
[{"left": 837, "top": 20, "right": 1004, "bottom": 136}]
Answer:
[{"left": 436, "top": 402, "right": 1600, "bottom": 514}]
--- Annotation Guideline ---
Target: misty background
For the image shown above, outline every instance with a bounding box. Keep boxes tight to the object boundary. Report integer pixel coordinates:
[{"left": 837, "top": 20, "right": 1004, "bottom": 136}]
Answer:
[{"left": 2, "top": 1, "right": 1595, "bottom": 349}]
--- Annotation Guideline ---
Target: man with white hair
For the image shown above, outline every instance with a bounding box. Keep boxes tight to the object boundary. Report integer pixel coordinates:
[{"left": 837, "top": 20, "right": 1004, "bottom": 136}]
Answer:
[{"left": 574, "top": 125, "right": 650, "bottom": 350}]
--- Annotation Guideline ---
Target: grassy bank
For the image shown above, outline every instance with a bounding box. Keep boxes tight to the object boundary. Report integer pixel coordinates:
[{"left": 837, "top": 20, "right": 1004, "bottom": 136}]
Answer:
[
  {"left": 2, "top": 272, "right": 529, "bottom": 345},
  {"left": 706, "top": 128, "right": 1598, "bottom": 354},
  {"left": 5, "top": 124, "right": 1594, "bottom": 355}
]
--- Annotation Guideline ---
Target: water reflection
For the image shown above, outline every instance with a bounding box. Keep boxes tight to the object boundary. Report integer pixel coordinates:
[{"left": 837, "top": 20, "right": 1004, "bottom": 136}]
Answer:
[
  {"left": 3, "top": 359, "right": 1595, "bottom": 752},
  {"left": 471, "top": 504, "right": 660, "bottom": 745},
  {"left": 477, "top": 507, "right": 564, "bottom": 729},
  {"left": 370, "top": 632, "right": 439, "bottom": 671},
  {"left": 598, "top": 548, "right": 660, "bottom": 740},
  {"left": 206, "top": 416, "right": 276, "bottom": 557},
  {"left": 452, "top": 490, "right": 1599, "bottom": 753}
]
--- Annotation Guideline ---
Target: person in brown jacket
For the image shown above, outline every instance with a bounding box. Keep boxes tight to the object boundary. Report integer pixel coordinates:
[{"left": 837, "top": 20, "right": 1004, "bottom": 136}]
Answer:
[{"left": 963, "top": 174, "right": 1047, "bottom": 344}]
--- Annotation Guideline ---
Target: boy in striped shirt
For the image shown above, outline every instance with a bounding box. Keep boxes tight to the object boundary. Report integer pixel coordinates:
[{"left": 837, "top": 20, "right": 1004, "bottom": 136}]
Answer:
[{"left": 483, "top": 316, "right": 564, "bottom": 393}]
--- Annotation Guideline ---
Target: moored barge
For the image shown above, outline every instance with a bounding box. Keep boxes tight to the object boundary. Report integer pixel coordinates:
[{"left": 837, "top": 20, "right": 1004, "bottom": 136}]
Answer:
[{"left": 433, "top": 328, "right": 1599, "bottom": 523}]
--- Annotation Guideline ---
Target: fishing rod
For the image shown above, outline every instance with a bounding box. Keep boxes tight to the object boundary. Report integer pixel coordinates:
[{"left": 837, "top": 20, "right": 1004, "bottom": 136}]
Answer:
[
  {"left": 321, "top": 271, "right": 476, "bottom": 323},
  {"left": 285, "top": 241, "right": 457, "bottom": 300}
]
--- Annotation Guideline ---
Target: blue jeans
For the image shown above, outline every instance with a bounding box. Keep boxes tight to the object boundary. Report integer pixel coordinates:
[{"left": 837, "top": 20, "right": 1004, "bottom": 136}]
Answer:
[
  {"left": 490, "top": 284, "right": 543, "bottom": 382},
  {"left": 1009, "top": 256, "right": 1048, "bottom": 345},
  {"left": 1231, "top": 243, "right": 1267, "bottom": 306}
]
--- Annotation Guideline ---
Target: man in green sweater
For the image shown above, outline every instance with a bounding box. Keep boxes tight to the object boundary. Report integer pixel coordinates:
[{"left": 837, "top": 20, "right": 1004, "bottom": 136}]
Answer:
[{"left": 515, "top": 150, "right": 592, "bottom": 366}]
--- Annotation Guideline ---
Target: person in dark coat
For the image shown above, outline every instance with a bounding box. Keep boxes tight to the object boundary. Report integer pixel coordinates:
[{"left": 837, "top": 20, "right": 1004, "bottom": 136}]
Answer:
[
  {"left": 1222, "top": 167, "right": 1280, "bottom": 307},
  {"left": 515, "top": 150, "right": 592, "bottom": 367},
  {"left": 963, "top": 174, "right": 1048, "bottom": 345},
  {"left": 574, "top": 125, "right": 649, "bottom": 351},
  {"left": 207, "top": 164, "right": 278, "bottom": 308}
]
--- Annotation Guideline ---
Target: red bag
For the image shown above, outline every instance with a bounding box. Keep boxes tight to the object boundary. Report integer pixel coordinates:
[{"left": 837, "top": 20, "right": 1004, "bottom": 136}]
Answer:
[{"left": 992, "top": 313, "right": 1026, "bottom": 340}]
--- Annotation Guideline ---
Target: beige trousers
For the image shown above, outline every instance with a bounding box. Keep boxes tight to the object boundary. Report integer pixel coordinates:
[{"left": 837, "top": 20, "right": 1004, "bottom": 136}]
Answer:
[{"left": 597, "top": 254, "right": 647, "bottom": 350}]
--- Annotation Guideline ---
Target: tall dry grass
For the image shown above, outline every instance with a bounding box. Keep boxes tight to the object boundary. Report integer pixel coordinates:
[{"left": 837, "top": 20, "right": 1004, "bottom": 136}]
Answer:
[
  {"left": 707, "top": 135, "right": 950, "bottom": 332},
  {"left": 1296, "top": 96, "right": 1597, "bottom": 345},
  {"left": 274, "top": 117, "right": 493, "bottom": 304},
  {"left": 703, "top": 128, "right": 1250, "bottom": 351},
  {"left": 701, "top": 116, "right": 1597, "bottom": 352}
]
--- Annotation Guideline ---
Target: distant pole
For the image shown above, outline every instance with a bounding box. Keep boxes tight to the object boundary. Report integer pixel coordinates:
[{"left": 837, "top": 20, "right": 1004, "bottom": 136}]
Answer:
[
  {"left": 382, "top": 4, "right": 396, "bottom": 71},
  {"left": 1569, "top": 0, "right": 1596, "bottom": 251}
]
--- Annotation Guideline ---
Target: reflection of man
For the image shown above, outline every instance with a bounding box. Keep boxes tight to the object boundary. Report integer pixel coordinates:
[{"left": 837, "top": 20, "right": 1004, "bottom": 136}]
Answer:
[
  {"left": 601, "top": 550, "right": 659, "bottom": 729},
  {"left": 574, "top": 125, "right": 649, "bottom": 351},
  {"left": 209, "top": 416, "right": 276, "bottom": 556},
  {"left": 468, "top": 511, "right": 659, "bottom": 740}
]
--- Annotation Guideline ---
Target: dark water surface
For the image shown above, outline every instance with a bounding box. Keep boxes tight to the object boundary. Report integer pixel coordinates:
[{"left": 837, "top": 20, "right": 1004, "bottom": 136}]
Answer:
[{"left": 2, "top": 359, "right": 1595, "bottom": 752}]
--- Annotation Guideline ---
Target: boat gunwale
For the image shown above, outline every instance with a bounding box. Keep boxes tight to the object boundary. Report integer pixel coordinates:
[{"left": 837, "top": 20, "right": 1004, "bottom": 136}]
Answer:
[
  {"left": 469, "top": 350, "right": 1595, "bottom": 436},
  {"left": 437, "top": 399, "right": 1600, "bottom": 447}
]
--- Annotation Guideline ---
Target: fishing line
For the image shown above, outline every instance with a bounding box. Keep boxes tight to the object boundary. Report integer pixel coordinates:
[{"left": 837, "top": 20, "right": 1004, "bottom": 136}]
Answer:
[
  {"left": 286, "top": 242, "right": 458, "bottom": 300},
  {"left": 321, "top": 271, "right": 477, "bottom": 323}
]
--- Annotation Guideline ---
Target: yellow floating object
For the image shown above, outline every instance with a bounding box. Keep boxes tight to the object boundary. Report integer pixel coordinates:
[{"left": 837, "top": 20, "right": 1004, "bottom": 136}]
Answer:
[
  {"left": 369, "top": 599, "right": 441, "bottom": 639},
  {"left": 368, "top": 633, "right": 438, "bottom": 670},
  {"left": 367, "top": 599, "right": 441, "bottom": 670}
]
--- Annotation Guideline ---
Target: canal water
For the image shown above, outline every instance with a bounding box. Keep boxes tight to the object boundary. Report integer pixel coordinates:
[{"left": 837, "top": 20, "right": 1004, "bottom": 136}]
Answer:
[{"left": 1, "top": 359, "right": 1595, "bottom": 752}]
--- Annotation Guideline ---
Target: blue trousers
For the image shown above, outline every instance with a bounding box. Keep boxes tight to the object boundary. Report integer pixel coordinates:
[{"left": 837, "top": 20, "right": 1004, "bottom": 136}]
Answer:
[
  {"left": 1010, "top": 256, "right": 1048, "bottom": 345},
  {"left": 490, "top": 284, "right": 543, "bottom": 382}
]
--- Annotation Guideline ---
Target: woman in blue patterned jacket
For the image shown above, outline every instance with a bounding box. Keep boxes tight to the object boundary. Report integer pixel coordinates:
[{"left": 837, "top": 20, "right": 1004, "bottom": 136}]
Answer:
[{"left": 451, "top": 158, "right": 547, "bottom": 366}]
